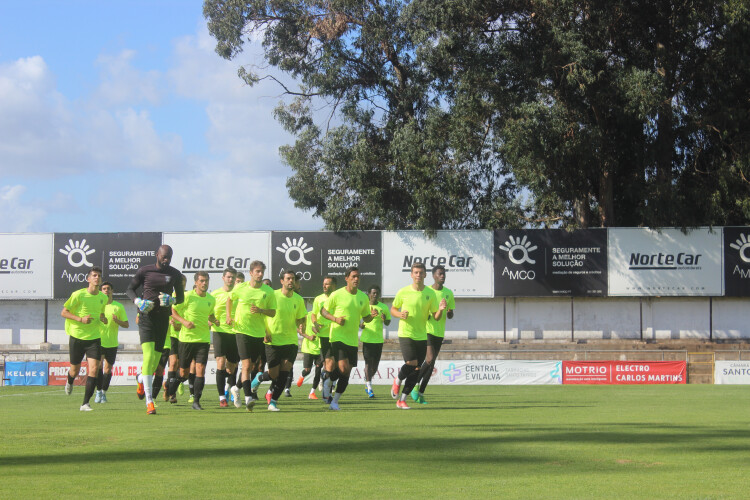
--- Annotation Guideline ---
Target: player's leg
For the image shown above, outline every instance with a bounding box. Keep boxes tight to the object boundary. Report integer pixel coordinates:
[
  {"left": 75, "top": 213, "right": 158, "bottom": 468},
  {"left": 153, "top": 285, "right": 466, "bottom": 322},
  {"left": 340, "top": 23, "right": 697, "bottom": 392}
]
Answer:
[
  {"left": 399, "top": 340, "right": 426, "bottom": 408},
  {"left": 330, "top": 342, "right": 355, "bottom": 410},
  {"left": 80, "top": 340, "right": 101, "bottom": 411},
  {"left": 213, "top": 331, "right": 228, "bottom": 406},
  {"left": 392, "top": 337, "right": 417, "bottom": 402},
  {"left": 191, "top": 344, "right": 209, "bottom": 410},
  {"left": 98, "top": 347, "right": 117, "bottom": 403},
  {"left": 413, "top": 334, "right": 443, "bottom": 403},
  {"left": 362, "top": 342, "right": 382, "bottom": 398}
]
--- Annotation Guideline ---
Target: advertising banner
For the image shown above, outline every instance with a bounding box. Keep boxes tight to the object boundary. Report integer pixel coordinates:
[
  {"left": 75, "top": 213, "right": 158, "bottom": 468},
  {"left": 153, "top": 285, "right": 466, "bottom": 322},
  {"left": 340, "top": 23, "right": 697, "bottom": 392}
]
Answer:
[
  {"left": 724, "top": 227, "right": 750, "bottom": 297},
  {"left": 163, "top": 232, "right": 271, "bottom": 287},
  {"left": 271, "top": 231, "right": 381, "bottom": 298},
  {"left": 0, "top": 233, "right": 53, "bottom": 299},
  {"left": 53, "top": 232, "right": 162, "bottom": 299},
  {"left": 562, "top": 361, "right": 686, "bottom": 384},
  {"left": 494, "top": 229, "right": 607, "bottom": 297},
  {"left": 48, "top": 362, "right": 88, "bottom": 386},
  {"left": 4, "top": 361, "right": 48, "bottom": 386},
  {"left": 714, "top": 361, "right": 750, "bottom": 384},
  {"left": 608, "top": 228, "right": 722, "bottom": 296},
  {"left": 381, "top": 231, "right": 493, "bottom": 297}
]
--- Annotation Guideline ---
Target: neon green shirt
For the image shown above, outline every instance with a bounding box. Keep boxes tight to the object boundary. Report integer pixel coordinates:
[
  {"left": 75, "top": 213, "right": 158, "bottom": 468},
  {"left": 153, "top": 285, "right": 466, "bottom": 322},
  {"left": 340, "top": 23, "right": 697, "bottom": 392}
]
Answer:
[
  {"left": 426, "top": 286, "right": 455, "bottom": 338},
  {"left": 312, "top": 293, "right": 334, "bottom": 338},
  {"left": 64, "top": 288, "right": 108, "bottom": 340},
  {"left": 174, "top": 290, "right": 215, "bottom": 343},
  {"left": 211, "top": 287, "right": 236, "bottom": 334},
  {"left": 300, "top": 311, "right": 320, "bottom": 355},
  {"left": 266, "top": 290, "right": 306, "bottom": 346},
  {"left": 326, "top": 288, "right": 371, "bottom": 347},
  {"left": 100, "top": 301, "right": 128, "bottom": 348},
  {"left": 232, "top": 282, "right": 276, "bottom": 338},
  {"left": 360, "top": 301, "right": 390, "bottom": 344},
  {"left": 392, "top": 285, "right": 438, "bottom": 341}
]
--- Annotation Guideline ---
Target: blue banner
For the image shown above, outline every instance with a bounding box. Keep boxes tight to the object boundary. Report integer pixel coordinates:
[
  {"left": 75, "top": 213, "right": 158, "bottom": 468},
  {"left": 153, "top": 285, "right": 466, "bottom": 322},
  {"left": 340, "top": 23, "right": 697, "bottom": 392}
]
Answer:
[{"left": 5, "top": 361, "right": 48, "bottom": 386}]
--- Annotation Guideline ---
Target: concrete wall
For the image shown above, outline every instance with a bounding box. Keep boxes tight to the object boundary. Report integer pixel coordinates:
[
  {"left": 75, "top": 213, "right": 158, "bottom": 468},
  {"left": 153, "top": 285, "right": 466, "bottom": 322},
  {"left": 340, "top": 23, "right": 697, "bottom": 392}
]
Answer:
[{"left": 1, "top": 297, "right": 748, "bottom": 346}]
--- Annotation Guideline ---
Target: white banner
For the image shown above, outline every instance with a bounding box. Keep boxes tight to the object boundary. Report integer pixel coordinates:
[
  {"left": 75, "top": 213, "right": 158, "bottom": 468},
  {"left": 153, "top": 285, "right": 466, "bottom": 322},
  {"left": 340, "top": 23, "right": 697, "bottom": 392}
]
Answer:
[
  {"left": 0, "top": 233, "right": 53, "bottom": 299},
  {"left": 714, "top": 361, "right": 750, "bottom": 384},
  {"left": 381, "top": 231, "right": 494, "bottom": 297},
  {"left": 608, "top": 228, "right": 722, "bottom": 296},
  {"left": 163, "top": 232, "right": 272, "bottom": 284}
]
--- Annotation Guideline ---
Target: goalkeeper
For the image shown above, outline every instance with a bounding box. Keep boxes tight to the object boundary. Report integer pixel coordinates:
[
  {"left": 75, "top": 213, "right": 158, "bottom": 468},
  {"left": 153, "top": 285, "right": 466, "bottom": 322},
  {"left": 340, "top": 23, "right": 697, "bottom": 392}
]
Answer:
[{"left": 126, "top": 244, "right": 184, "bottom": 415}]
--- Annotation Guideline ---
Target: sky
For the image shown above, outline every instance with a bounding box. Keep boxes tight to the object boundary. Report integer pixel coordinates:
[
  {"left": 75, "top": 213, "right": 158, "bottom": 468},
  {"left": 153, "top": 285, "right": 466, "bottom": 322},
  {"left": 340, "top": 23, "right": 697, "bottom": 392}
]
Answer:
[{"left": 0, "top": 0, "right": 321, "bottom": 233}]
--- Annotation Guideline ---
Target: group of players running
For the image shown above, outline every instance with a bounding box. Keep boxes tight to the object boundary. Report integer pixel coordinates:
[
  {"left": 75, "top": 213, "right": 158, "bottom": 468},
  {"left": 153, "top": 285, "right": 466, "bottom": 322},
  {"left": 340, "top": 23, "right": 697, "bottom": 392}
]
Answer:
[{"left": 61, "top": 245, "right": 455, "bottom": 413}]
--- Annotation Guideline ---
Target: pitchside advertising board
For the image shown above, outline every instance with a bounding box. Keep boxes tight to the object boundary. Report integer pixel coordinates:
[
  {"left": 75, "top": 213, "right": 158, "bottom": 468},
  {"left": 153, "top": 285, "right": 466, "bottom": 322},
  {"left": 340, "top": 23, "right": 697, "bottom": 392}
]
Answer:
[
  {"left": 724, "top": 227, "right": 750, "bottom": 297},
  {"left": 0, "top": 233, "right": 53, "bottom": 299},
  {"left": 562, "top": 361, "right": 686, "bottom": 384},
  {"left": 381, "top": 231, "right": 493, "bottom": 297},
  {"left": 714, "top": 361, "right": 750, "bottom": 384},
  {"left": 494, "top": 229, "right": 607, "bottom": 297},
  {"left": 163, "top": 232, "right": 271, "bottom": 287},
  {"left": 53, "top": 232, "right": 162, "bottom": 299},
  {"left": 271, "top": 231, "right": 381, "bottom": 298},
  {"left": 608, "top": 228, "right": 722, "bottom": 296}
]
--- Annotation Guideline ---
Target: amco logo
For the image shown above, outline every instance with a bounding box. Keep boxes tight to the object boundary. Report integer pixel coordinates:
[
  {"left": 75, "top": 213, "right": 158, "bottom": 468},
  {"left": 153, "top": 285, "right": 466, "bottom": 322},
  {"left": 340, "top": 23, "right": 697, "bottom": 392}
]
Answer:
[
  {"left": 275, "top": 236, "right": 314, "bottom": 266},
  {"left": 729, "top": 234, "right": 750, "bottom": 264},
  {"left": 443, "top": 363, "right": 462, "bottom": 383},
  {"left": 59, "top": 239, "right": 95, "bottom": 268},
  {"left": 499, "top": 235, "right": 537, "bottom": 265}
]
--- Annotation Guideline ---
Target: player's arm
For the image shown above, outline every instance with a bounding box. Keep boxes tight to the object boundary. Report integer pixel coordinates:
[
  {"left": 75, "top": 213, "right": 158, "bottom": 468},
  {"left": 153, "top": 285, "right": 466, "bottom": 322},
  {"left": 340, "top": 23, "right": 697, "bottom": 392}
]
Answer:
[
  {"left": 112, "top": 312, "right": 129, "bottom": 328},
  {"left": 250, "top": 303, "right": 275, "bottom": 317},
  {"left": 208, "top": 313, "right": 219, "bottom": 326},
  {"left": 320, "top": 307, "right": 344, "bottom": 326},
  {"left": 171, "top": 306, "right": 194, "bottom": 329},
  {"left": 432, "top": 298, "right": 448, "bottom": 321},
  {"left": 99, "top": 313, "right": 108, "bottom": 325},
  {"left": 174, "top": 272, "right": 185, "bottom": 304},
  {"left": 61, "top": 307, "right": 92, "bottom": 324},
  {"left": 225, "top": 297, "right": 233, "bottom": 325},
  {"left": 125, "top": 269, "right": 144, "bottom": 302},
  {"left": 390, "top": 305, "right": 408, "bottom": 320}
]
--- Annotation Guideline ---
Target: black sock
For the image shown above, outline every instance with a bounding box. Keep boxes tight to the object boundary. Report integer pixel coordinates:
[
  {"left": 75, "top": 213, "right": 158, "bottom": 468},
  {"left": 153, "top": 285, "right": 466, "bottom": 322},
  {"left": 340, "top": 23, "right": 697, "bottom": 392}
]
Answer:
[
  {"left": 167, "top": 371, "right": 178, "bottom": 397},
  {"left": 398, "top": 364, "right": 416, "bottom": 381},
  {"left": 272, "top": 371, "right": 288, "bottom": 401},
  {"left": 242, "top": 379, "right": 252, "bottom": 398},
  {"left": 335, "top": 373, "right": 350, "bottom": 394},
  {"left": 402, "top": 366, "right": 420, "bottom": 395},
  {"left": 330, "top": 369, "right": 340, "bottom": 382},
  {"left": 227, "top": 369, "right": 237, "bottom": 388},
  {"left": 194, "top": 376, "right": 205, "bottom": 403},
  {"left": 301, "top": 367, "right": 311, "bottom": 377},
  {"left": 103, "top": 371, "right": 113, "bottom": 391},
  {"left": 189, "top": 372, "right": 196, "bottom": 395},
  {"left": 312, "top": 365, "right": 322, "bottom": 389},
  {"left": 419, "top": 362, "right": 434, "bottom": 393},
  {"left": 285, "top": 368, "right": 293, "bottom": 389},
  {"left": 152, "top": 375, "right": 163, "bottom": 398},
  {"left": 96, "top": 370, "right": 104, "bottom": 391},
  {"left": 67, "top": 373, "right": 76, "bottom": 386},
  {"left": 216, "top": 370, "right": 227, "bottom": 395},
  {"left": 83, "top": 375, "right": 97, "bottom": 405}
]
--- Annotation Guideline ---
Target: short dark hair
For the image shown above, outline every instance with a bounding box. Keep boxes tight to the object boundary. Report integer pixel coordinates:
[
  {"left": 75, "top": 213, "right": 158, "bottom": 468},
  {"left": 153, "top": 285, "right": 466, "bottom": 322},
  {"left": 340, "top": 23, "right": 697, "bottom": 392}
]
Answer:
[
  {"left": 323, "top": 275, "right": 338, "bottom": 285},
  {"left": 236, "top": 272, "right": 245, "bottom": 280},
  {"left": 88, "top": 266, "right": 103, "bottom": 278},
  {"left": 101, "top": 281, "right": 113, "bottom": 289},
  {"left": 281, "top": 269, "right": 296, "bottom": 280},
  {"left": 368, "top": 285, "right": 381, "bottom": 294},
  {"left": 345, "top": 266, "right": 359, "bottom": 278},
  {"left": 432, "top": 264, "right": 446, "bottom": 274},
  {"left": 249, "top": 260, "right": 266, "bottom": 272},
  {"left": 195, "top": 271, "right": 209, "bottom": 281},
  {"left": 223, "top": 267, "right": 237, "bottom": 276}
]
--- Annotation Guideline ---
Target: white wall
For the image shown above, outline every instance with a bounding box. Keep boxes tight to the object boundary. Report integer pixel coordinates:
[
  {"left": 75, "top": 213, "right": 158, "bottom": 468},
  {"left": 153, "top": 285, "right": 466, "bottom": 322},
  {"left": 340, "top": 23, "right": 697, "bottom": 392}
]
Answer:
[{"left": 1, "top": 297, "right": 748, "bottom": 345}]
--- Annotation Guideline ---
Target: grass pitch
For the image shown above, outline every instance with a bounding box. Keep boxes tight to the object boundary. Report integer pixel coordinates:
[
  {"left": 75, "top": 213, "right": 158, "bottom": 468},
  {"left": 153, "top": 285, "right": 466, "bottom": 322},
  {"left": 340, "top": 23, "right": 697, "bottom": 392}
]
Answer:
[{"left": 1, "top": 384, "right": 749, "bottom": 499}]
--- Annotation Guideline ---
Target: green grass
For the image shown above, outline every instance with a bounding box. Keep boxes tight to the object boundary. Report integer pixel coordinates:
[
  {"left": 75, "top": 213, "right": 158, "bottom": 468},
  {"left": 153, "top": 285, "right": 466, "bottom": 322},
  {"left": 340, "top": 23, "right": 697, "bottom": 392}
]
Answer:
[{"left": 1, "top": 384, "right": 749, "bottom": 499}]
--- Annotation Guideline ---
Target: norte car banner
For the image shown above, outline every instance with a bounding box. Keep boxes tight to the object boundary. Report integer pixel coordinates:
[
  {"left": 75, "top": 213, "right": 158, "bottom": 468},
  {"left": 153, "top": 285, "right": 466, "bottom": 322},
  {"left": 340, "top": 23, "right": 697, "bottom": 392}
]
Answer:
[
  {"left": 714, "top": 361, "right": 750, "bottom": 384},
  {"left": 4, "top": 361, "right": 48, "bottom": 386},
  {"left": 608, "top": 228, "right": 722, "bottom": 296},
  {"left": 53, "top": 232, "right": 162, "bottom": 299},
  {"left": 562, "top": 361, "right": 686, "bottom": 384},
  {"left": 163, "top": 232, "right": 271, "bottom": 286},
  {"left": 494, "top": 229, "right": 607, "bottom": 297},
  {"left": 381, "top": 231, "right": 493, "bottom": 297},
  {"left": 0, "top": 233, "right": 53, "bottom": 299},
  {"left": 724, "top": 227, "right": 750, "bottom": 296},
  {"left": 271, "top": 231, "right": 381, "bottom": 298}
]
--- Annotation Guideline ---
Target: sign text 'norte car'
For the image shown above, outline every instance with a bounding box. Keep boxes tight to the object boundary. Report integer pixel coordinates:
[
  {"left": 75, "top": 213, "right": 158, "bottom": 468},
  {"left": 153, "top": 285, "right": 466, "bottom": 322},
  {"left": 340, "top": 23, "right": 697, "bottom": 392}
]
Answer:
[
  {"left": 0, "top": 233, "right": 53, "bottom": 299},
  {"left": 494, "top": 229, "right": 608, "bottom": 297}
]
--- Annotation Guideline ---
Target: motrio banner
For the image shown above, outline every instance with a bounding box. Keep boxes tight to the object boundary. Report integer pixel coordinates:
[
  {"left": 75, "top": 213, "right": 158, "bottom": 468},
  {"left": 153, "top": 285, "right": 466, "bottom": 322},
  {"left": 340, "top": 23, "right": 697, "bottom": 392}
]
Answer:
[
  {"left": 608, "top": 228, "right": 722, "bottom": 296},
  {"left": 163, "top": 232, "right": 271, "bottom": 287},
  {"left": 53, "top": 232, "right": 162, "bottom": 299},
  {"left": 271, "top": 231, "right": 381, "bottom": 298},
  {"left": 494, "top": 229, "right": 608, "bottom": 297},
  {"left": 0, "top": 233, "right": 53, "bottom": 299},
  {"left": 714, "top": 361, "right": 750, "bottom": 384},
  {"left": 562, "top": 361, "right": 686, "bottom": 384},
  {"left": 723, "top": 227, "right": 750, "bottom": 297},
  {"left": 381, "top": 230, "right": 494, "bottom": 297}
]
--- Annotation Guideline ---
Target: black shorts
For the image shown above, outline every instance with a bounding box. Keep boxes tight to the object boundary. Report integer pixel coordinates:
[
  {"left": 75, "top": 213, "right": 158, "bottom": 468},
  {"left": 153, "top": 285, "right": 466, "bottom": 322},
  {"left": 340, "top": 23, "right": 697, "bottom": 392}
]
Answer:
[
  {"left": 138, "top": 309, "right": 170, "bottom": 352},
  {"left": 178, "top": 342, "right": 210, "bottom": 369},
  {"left": 169, "top": 336, "right": 180, "bottom": 357},
  {"left": 362, "top": 342, "right": 383, "bottom": 364},
  {"left": 265, "top": 344, "right": 298, "bottom": 369},
  {"left": 69, "top": 337, "right": 101, "bottom": 365},
  {"left": 399, "top": 337, "right": 427, "bottom": 365},
  {"left": 331, "top": 341, "right": 358, "bottom": 367},
  {"left": 427, "top": 334, "right": 445, "bottom": 359},
  {"left": 213, "top": 331, "right": 240, "bottom": 363},
  {"left": 158, "top": 348, "right": 171, "bottom": 368},
  {"left": 236, "top": 334, "right": 265, "bottom": 362},
  {"left": 320, "top": 336, "right": 333, "bottom": 359},
  {"left": 101, "top": 346, "right": 118, "bottom": 366},
  {"left": 303, "top": 352, "right": 323, "bottom": 369}
]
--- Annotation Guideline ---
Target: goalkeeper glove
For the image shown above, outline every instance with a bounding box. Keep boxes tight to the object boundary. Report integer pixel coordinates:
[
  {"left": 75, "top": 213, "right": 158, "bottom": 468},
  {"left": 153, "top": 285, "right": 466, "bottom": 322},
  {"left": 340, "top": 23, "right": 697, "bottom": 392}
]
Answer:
[
  {"left": 134, "top": 298, "right": 155, "bottom": 313},
  {"left": 158, "top": 292, "right": 177, "bottom": 307}
]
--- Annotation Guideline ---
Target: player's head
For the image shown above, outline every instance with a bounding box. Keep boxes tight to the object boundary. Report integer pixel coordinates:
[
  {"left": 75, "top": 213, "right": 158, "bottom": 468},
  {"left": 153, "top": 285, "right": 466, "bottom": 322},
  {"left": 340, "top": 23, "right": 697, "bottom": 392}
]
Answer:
[
  {"left": 101, "top": 281, "right": 113, "bottom": 299},
  {"left": 87, "top": 266, "right": 103, "bottom": 286},
  {"left": 432, "top": 264, "right": 446, "bottom": 285},
  {"left": 344, "top": 266, "right": 360, "bottom": 288},
  {"left": 368, "top": 284, "right": 381, "bottom": 302},
  {"left": 410, "top": 262, "right": 426, "bottom": 284},
  {"left": 194, "top": 271, "right": 209, "bottom": 294},
  {"left": 249, "top": 260, "right": 266, "bottom": 284},
  {"left": 156, "top": 245, "right": 173, "bottom": 269},
  {"left": 262, "top": 278, "right": 273, "bottom": 287},
  {"left": 280, "top": 270, "right": 296, "bottom": 291},
  {"left": 235, "top": 272, "right": 245, "bottom": 284},
  {"left": 223, "top": 267, "right": 237, "bottom": 288},
  {"left": 323, "top": 275, "right": 337, "bottom": 295},
  {"left": 293, "top": 272, "right": 301, "bottom": 293}
]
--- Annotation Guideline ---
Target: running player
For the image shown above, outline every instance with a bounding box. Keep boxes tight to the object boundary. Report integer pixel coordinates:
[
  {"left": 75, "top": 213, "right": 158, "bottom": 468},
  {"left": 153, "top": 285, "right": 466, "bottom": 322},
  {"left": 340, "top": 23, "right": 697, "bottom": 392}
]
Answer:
[
  {"left": 170, "top": 271, "right": 218, "bottom": 410},
  {"left": 250, "top": 270, "right": 306, "bottom": 411},
  {"left": 165, "top": 274, "right": 187, "bottom": 403},
  {"left": 95, "top": 281, "right": 129, "bottom": 403},
  {"left": 61, "top": 266, "right": 108, "bottom": 411},
  {"left": 390, "top": 262, "right": 446, "bottom": 409},
  {"left": 296, "top": 309, "right": 322, "bottom": 399},
  {"left": 311, "top": 276, "right": 337, "bottom": 400},
  {"left": 211, "top": 267, "right": 239, "bottom": 407},
  {"left": 319, "top": 267, "right": 373, "bottom": 410},
  {"left": 412, "top": 264, "right": 455, "bottom": 404},
  {"left": 227, "top": 261, "right": 276, "bottom": 411},
  {"left": 359, "top": 285, "right": 390, "bottom": 398},
  {"left": 126, "top": 245, "right": 184, "bottom": 415}
]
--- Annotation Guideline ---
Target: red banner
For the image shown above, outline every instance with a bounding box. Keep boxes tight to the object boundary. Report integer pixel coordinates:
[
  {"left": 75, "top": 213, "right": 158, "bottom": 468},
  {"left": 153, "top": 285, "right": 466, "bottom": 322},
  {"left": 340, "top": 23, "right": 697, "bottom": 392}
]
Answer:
[
  {"left": 562, "top": 361, "right": 686, "bottom": 385},
  {"left": 47, "top": 362, "right": 88, "bottom": 386}
]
